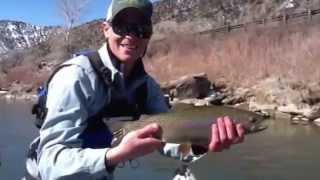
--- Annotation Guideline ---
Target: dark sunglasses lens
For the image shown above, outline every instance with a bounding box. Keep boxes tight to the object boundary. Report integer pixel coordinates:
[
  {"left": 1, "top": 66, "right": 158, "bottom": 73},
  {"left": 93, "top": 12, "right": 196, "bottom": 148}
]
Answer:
[
  {"left": 112, "top": 23, "right": 152, "bottom": 39},
  {"left": 112, "top": 25, "right": 126, "bottom": 36}
]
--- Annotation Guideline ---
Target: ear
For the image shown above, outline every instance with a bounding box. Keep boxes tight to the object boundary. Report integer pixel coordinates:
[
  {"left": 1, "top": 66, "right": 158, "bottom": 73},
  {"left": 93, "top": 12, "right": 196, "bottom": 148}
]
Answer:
[{"left": 101, "top": 21, "right": 111, "bottom": 39}]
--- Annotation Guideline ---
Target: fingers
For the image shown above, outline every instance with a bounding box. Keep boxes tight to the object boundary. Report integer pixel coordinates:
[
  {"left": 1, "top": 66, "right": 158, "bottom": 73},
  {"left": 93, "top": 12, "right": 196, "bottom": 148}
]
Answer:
[
  {"left": 217, "top": 117, "right": 228, "bottom": 148},
  {"left": 136, "top": 123, "right": 162, "bottom": 139},
  {"left": 140, "top": 137, "right": 165, "bottom": 150},
  {"left": 234, "top": 123, "right": 245, "bottom": 144},
  {"left": 209, "top": 116, "right": 245, "bottom": 152},
  {"left": 116, "top": 124, "right": 165, "bottom": 162},
  {"left": 209, "top": 124, "right": 222, "bottom": 152},
  {"left": 225, "top": 117, "right": 236, "bottom": 141},
  {"left": 136, "top": 123, "right": 164, "bottom": 149}
]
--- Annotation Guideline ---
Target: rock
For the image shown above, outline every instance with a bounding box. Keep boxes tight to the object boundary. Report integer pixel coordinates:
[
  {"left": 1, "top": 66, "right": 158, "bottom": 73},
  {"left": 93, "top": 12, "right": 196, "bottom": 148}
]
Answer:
[
  {"left": 277, "top": 103, "right": 320, "bottom": 120},
  {"left": 178, "top": 98, "right": 197, "bottom": 105},
  {"left": 291, "top": 115, "right": 311, "bottom": 122},
  {"left": 204, "top": 91, "right": 225, "bottom": 105},
  {"left": 178, "top": 98, "right": 210, "bottom": 106},
  {"left": 301, "top": 117, "right": 310, "bottom": 122},
  {"left": 252, "top": 77, "right": 304, "bottom": 106},
  {"left": 251, "top": 77, "right": 320, "bottom": 120},
  {"left": 314, "top": 118, "right": 320, "bottom": 126},
  {"left": 5, "top": 94, "right": 16, "bottom": 100},
  {"left": 301, "top": 104, "right": 320, "bottom": 120},
  {"left": 194, "top": 99, "right": 210, "bottom": 106},
  {"left": 274, "top": 111, "right": 291, "bottom": 119},
  {"left": 249, "top": 101, "right": 277, "bottom": 112},
  {"left": 222, "top": 87, "right": 252, "bottom": 105},
  {"left": 292, "top": 115, "right": 302, "bottom": 121},
  {"left": 255, "top": 110, "right": 272, "bottom": 118},
  {"left": 222, "top": 95, "right": 245, "bottom": 105},
  {"left": 278, "top": 103, "right": 301, "bottom": 115},
  {"left": 0, "top": 90, "right": 8, "bottom": 95},
  {"left": 301, "top": 82, "right": 320, "bottom": 105},
  {"left": 161, "top": 73, "right": 211, "bottom": 99}
]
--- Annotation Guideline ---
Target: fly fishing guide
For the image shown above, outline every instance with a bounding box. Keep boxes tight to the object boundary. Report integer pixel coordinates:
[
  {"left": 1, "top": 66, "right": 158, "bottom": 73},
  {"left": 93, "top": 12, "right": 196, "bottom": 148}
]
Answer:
[{"left": 25, "top": 0, "right": 249, "bottom": 179}]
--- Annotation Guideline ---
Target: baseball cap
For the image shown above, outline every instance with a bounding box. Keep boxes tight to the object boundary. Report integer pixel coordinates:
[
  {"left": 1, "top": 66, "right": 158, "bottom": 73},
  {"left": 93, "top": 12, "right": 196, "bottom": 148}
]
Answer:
[{"left": 106, "top": 0, "right": 153, "bottom": 24}]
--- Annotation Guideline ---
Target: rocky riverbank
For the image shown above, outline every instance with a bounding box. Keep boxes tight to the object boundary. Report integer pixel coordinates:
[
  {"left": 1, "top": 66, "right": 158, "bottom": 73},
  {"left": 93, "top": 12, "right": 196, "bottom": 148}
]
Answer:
[
  {"left": 2, "top": 72, "right": 320, "bottom": 126},
  {"left": 0, "top": 92, "right": 36, "bottom": 102},
  {"left": 0, "top": 82, "right": 37, "bottom": 102},
  {"left": 161, "top": 73, "right": 320, "bottom": 126}
]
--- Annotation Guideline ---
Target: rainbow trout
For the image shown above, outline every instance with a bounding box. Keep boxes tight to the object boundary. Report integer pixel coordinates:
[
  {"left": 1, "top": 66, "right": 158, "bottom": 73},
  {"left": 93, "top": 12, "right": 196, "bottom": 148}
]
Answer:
[{"left": 107, "top": 104, "right": 268, "bottom": 146}]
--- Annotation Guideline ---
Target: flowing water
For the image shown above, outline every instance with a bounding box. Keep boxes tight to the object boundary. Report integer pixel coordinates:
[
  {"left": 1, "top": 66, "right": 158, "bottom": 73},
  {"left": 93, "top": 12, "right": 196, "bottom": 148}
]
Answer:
[{"left": 1, "top": 99, "right": 320, "bottom": 180}]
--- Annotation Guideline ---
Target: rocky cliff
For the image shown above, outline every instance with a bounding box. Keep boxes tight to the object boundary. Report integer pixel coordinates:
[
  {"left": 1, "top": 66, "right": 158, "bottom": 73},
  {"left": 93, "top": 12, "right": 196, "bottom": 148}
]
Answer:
[{"left": 0, "top": 20, "right": 58, "bottom": 55}]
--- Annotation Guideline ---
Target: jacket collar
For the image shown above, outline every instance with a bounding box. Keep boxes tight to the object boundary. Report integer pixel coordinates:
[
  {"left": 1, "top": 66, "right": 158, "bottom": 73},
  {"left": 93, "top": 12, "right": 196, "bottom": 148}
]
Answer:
[
  {"left": 98, "top": 43, "right": 119, "bottom": 82},
  {"left": 97, "top": 43, "right": 147, "bottom": 85}
]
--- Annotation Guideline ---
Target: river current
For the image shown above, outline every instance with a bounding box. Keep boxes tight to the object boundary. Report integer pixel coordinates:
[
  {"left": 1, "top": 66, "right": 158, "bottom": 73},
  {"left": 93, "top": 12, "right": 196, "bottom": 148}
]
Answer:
[{"left": 0, "top": 99, "right": 319, "bottom": 180}]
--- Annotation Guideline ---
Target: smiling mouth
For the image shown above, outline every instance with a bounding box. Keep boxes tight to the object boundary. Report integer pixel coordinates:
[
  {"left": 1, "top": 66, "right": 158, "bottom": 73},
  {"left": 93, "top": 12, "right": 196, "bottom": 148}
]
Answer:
[{"left": 120, "top": 44, "right": 137, "bottom": 50}]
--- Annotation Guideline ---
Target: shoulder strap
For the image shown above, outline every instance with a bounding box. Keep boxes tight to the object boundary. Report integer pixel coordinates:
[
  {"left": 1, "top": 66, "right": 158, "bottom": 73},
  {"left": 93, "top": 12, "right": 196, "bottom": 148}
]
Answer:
[
  {"left": 46, "top": 64, "right": 73, "bottom": 88},
  {"left": 31, "top": 64, "right": 73, "bottom": 129},
  {"left": 32, "top": 51, "right": 112, "bottom": 129},
  {"left": 85, "top": 51, "right": 112, "bottom": 87},
  {"left": 86, "top": 51, "right": 126, "bottom": 101}
]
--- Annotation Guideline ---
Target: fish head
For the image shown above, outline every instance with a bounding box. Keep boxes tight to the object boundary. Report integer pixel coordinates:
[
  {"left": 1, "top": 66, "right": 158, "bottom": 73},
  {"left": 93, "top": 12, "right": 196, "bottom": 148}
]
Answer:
[{"left": 241, "top": 114, "right": 268, "bottom": 134}]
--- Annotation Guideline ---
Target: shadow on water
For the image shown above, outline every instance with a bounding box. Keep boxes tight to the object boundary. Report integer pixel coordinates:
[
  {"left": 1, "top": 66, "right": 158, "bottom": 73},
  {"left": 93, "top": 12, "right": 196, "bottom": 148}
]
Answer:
[{"left": 1, "top": 99, "right": 320, "bottom": 180}]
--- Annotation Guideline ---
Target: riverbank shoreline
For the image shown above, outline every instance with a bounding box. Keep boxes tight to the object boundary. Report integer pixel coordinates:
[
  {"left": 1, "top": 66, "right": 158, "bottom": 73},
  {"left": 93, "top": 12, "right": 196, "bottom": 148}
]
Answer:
[
  {"left": 2, "top": 74, "right": 320, "bottom": 127},
  {"left": 0, "top": 93, "right": 36, "bottom": 102}
]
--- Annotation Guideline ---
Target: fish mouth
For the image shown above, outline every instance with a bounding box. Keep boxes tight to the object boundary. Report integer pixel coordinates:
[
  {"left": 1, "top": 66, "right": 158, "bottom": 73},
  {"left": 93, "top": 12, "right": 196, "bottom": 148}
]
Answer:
[
  {"left": 249, "top": 124, "right": 268, "bottom": 133},
  {"left": 246, "top": 117, "right": 269, "bottom": 133}
]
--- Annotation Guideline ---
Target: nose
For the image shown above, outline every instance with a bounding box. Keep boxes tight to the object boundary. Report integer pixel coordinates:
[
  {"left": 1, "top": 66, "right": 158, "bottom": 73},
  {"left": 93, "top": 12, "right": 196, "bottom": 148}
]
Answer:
[{"left": 124, "top": 33, "right": 142, "bottom": 42}]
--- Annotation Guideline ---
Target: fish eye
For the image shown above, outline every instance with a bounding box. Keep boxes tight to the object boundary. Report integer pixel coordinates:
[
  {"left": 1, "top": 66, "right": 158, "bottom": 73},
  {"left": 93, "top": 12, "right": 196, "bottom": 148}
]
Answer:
[{"left": 250, "top": 117, "right": 258, "bottom": 123}]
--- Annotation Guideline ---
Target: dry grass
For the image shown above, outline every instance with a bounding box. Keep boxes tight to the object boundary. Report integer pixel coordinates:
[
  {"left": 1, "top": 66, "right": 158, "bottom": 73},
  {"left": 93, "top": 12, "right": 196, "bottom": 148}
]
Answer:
[
  {"left": 1, "top": 19, "right": 320, "bottom": 92},
  {"left": 6, "top": 64, "right": 37, "bottom": 85},
  {"left": 145, "top": 23, "right": 320, "bottom": 87}
]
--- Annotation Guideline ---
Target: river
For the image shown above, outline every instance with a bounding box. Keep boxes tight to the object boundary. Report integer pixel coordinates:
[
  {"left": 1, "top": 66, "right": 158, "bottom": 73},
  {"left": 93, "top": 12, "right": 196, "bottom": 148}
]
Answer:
[{"left": 0, "top": 99, "right": 320, "bottom": 180}]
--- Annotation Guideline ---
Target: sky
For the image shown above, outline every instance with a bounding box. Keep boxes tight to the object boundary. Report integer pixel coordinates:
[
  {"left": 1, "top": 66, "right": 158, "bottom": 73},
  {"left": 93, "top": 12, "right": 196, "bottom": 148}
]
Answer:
[
  {"left": 0, "top": 0, "right": 111, "bottom": 26},
  {"left": 0, "top": 0, "right": 160, "bottom": 27}
]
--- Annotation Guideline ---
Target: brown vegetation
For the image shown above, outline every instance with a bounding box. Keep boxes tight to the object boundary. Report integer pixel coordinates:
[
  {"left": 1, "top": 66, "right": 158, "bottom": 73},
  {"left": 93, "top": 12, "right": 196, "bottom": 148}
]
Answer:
[
  {"left": 0, "top": 20, "right": 104, "bottom": 92},
  {"left": 145, "top": 23, "right": 320, "bottom": 88},
  {"left": 1, "top": 15, "right": 320, "bottom": 95}
]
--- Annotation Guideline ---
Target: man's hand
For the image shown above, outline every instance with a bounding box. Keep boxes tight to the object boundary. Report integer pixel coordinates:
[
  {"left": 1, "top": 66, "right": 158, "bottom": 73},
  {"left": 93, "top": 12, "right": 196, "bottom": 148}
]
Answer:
[
  {"left": 106, "top": 123, "right": 164, "bottom": 166},
  {"left": 209, "top": 116, "right": 245, "bottom": 152}
]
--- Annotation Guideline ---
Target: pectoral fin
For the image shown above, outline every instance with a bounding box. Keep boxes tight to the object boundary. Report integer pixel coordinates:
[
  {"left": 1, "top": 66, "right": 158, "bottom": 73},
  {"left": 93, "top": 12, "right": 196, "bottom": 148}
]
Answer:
[{"left": 178, "top": 143, "right": 193, "bottom": 157}]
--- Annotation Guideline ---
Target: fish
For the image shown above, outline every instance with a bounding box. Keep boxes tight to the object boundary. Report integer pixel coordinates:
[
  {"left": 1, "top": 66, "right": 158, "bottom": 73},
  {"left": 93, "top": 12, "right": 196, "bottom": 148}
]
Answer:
[{"left": 106, "top": 103, "right": 268, "bottom": 147}]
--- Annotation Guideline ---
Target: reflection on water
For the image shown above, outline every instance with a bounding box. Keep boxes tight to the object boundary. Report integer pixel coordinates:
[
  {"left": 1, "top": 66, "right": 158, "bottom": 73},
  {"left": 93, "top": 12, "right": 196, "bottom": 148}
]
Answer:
[{"left": 1, "top": 100, "right": 320, "bottom": 180}]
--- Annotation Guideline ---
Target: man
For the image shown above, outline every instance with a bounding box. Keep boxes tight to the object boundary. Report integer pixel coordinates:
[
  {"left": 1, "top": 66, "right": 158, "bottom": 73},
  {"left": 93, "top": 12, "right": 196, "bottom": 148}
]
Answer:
[{"left": 26, "top": 0, "right": 244, "bottom": 179}]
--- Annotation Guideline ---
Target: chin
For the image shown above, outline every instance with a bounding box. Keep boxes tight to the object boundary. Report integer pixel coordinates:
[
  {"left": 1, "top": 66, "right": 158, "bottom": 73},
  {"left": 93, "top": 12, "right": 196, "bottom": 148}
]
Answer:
[{"left": 118, "top": 55, "right": 138, "bottom": 64}]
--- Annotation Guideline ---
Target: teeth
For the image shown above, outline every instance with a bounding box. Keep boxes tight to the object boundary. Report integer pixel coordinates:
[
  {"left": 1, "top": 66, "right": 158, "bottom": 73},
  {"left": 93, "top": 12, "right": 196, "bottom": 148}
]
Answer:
[{"left": 121, "top": 44, "right": 137, "bottom": 49}]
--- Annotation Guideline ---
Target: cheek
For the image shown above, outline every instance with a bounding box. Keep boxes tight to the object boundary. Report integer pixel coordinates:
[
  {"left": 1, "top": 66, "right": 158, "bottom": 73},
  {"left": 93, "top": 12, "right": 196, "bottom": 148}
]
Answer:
[
  {"left": 108, "top": 37, "right": 122, "bottom": 51},
  {"left": 137, "top": 40, "right": 148, "bottom": 52}
]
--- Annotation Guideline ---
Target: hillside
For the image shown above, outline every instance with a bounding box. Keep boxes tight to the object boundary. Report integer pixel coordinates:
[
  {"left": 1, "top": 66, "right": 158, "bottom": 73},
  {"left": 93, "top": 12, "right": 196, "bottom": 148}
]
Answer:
[
  {"left": 0, "top": 0, "right": 320, "bottom": 96},
  {"left": 0, "top": 20, "right": 59, "bottom": 55},
  {"left": 152, "top": 0, "right": 317, "bottom": 34},
  {"left": 1, "top": 0, "right": 317, "bottom": 55}
]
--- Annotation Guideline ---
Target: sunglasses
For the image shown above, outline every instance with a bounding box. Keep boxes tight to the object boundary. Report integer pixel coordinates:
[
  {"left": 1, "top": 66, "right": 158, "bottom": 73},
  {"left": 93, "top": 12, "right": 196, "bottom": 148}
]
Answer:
[{"left": 111, "top": 22, "right": 153, "bottom": 39}]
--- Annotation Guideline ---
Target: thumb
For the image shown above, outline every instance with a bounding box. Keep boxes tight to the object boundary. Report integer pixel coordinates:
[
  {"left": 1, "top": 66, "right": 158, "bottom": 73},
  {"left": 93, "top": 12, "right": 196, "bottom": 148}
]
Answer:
[{"left": 136, "top": 123, "right": 162, "bottom": 139}]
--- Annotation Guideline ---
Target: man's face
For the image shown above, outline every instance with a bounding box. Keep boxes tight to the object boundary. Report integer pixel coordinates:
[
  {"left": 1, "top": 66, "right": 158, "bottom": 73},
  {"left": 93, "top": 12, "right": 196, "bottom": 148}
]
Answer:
[{"left": 103, "top": 8, "right": 151, "bottom": 65}]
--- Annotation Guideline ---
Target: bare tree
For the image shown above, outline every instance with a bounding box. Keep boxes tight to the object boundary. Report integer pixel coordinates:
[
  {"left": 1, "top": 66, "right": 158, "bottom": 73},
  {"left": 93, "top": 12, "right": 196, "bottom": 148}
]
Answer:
[{"left": 57, "top": 0, "right": 90, "bottom": 47}]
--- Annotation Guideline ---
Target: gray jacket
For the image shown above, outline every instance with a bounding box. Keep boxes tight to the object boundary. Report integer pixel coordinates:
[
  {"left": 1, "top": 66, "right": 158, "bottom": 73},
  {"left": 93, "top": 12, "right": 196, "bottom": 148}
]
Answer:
[{"left": 27, "top": 44, "right": 201, "bottom": 180}]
